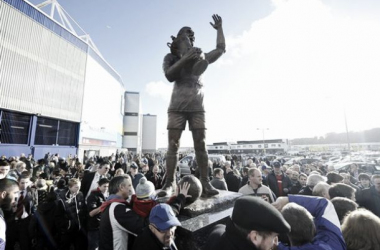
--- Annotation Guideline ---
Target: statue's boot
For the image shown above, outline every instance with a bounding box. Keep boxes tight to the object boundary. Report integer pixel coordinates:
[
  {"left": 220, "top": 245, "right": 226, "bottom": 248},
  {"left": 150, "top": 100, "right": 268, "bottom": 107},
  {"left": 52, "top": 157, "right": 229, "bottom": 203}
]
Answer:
[
  {"left": 157, "top": 154, "right": 177, "bottom": 197},
  {"left": 200, "top": 178, "right": 219, "bottom": 197},
  {"left": 197, "top": 152, "right": 219, "bottom": 197}
]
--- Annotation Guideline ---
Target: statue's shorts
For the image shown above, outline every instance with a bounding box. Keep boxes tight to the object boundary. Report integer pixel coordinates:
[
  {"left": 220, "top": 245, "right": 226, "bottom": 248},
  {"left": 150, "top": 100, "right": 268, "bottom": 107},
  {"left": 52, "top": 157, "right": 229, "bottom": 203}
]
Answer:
[{"left": 167, "top": 112, "right": 206, "bottom": 130}]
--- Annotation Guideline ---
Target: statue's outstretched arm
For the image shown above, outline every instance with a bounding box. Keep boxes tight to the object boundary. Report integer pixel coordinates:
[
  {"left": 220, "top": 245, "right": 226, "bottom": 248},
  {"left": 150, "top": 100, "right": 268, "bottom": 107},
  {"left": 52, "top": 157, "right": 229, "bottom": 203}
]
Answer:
[{"left": 205, "top": 14, "right": 226, "bottom": 64}]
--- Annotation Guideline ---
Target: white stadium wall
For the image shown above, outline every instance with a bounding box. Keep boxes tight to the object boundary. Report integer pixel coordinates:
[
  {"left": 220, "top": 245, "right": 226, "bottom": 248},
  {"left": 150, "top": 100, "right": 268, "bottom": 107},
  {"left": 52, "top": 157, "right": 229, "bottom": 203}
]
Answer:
[
  {"left": 78, "top": 49, "right": 125, "bottom": 160},
  {"left": 0, "top": 0, "right": 86, "bottom": 122}
]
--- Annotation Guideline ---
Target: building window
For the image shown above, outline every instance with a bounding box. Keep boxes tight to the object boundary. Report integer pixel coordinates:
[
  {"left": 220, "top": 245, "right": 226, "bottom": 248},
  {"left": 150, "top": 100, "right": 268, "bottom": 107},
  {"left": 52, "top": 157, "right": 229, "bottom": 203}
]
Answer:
[
  {"left": 278, "top": 144, "right": 281, "bottom": 147},
  {"left": 58, "top": 121, "right": 78, "bottom": 146},
  {"left": 271, "top": 144, "right": 276, "bottom": 147},
  {"left": 35, "top": 118, "right": 58, "bottom": 145},
  {"left": 125, "top": 112, "right": 138, "bottom": 116},
  {"left": 124, "top": 132, "right": 138, "bottom": 136},
  {"left": 0, "top": 111, "right": 30, "bottom": 144},
  {"left": 258, "top": 145, "right": 262, "bottom": 148}
]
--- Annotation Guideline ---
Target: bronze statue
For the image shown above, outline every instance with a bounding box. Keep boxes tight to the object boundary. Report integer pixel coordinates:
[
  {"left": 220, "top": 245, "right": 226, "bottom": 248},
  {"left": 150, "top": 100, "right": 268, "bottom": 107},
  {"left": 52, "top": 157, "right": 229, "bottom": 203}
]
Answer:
[{"left": 159, "top": 14, "right": 226, "bottom": 197}]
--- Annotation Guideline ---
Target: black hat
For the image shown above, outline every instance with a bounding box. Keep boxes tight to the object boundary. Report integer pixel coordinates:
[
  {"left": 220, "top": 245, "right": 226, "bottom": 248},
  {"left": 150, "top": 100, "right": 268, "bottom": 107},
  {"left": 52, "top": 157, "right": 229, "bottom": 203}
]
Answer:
[
  {"left": 130, "top": 162, "right": 138, "bottom": 169},
  {"left": 326, "top": 172, "right": 343, "bottom": 184},
  {"left": 273, "top": 161, "right": 281, "bottom": 168},
  {"left": 232, "top": 196, "right": 290, "bottom": 234}
]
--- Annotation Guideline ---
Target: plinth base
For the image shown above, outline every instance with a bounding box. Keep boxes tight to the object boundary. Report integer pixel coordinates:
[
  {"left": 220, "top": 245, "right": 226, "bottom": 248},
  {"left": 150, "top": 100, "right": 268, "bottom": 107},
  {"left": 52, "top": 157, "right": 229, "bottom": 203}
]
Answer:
[{"left": 175, "top": 190, "right": 242, "bottom": 250}]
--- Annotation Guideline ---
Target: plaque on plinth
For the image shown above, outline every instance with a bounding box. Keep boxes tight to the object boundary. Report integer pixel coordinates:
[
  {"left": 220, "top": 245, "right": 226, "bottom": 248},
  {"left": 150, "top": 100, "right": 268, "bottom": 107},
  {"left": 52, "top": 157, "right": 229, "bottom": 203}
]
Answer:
[{"left": 175, "top": 190, "right": 242, "bottom": 250}]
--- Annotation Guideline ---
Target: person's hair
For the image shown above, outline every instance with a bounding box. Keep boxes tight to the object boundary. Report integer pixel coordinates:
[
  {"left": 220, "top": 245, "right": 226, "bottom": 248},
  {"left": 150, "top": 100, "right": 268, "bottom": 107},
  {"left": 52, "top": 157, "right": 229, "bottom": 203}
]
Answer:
[
  {"left": 16, "top": 161, "right": 26, "bottom": 171},
  {"left": 214, "top": 168, "right": 223, "bottom": 176},
  {"left": 312, "top": 182, "right": 330, "bottom": 197},
  {"left": 329, "top": 183, "right": 355, "bottom": 200},
  {"left": 57, "top": 179, "right": 66, "bottom": 189},
  {"left": 331, "top": 197, "right": 358, "bottom": 224},
  {"left": 224, "top": 161, "right": 231, "bottom": 167},
  {"left": 306, "top": 174, "right": 325, "bottom": 187},
  {"left": 115, "top": 168, "right": 124, "bottom": 176},
  {"left": 109, "top": 175, "right": 131, "bottom": 195},
  {"left": 68, "top": 178, "right": 81, "bottom": 188},
  {"left": 248, "top": 168, "right": 259, "bottom": 177},
  {"left": 358, "top": 173, "right": 370, "bottom": 181},
  {"left": 326, "top": 172, "right": 344, "bottom": 184},
  {"left": 0, "top": 161, "right": 9, "bottom": 167},
  {"left": 19, "top": 171, "right": 31, "bottom": 181},
  {"left": 36, "top": 179, "right": 47, "bottom": 189},
  {"left": 233, "top": 169, "right": 241, "bottom": 177},
  {"left": 299, "top": 173, "right": 307, "bottom": 180},
  {"left": 0, "top": 178, "right": 19, "bottom": 192},
  {"left": 242, "top": 167, "right": 249, "bottom": 175},
  {"left": 98, "top": 178, "right": 110, "bottom": 187},
  {"left": 99, "top": 162, "right": 110, "bottom": 169},
  {"left": 342, "top": 209, "right": 380, "bottom": 250},
  {"left": 282, "top": 203, "right": 316, "bottom": 246},
  {"left": 371, "top": 174, "right": 380, "bottom": 182}
]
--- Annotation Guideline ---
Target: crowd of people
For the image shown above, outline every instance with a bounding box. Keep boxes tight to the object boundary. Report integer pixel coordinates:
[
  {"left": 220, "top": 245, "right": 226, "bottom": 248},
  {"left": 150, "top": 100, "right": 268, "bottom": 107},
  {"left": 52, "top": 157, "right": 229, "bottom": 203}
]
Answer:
[{"left": 0, "top": 152, "right": 379, "bottom": 250}]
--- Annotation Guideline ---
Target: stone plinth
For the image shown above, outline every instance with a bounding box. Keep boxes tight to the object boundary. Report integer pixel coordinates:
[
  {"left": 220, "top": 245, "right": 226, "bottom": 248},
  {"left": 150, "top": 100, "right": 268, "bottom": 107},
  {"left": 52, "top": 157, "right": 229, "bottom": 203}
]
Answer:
[{"left": 175, "top": 190, "right": 242, "bottom": 250}]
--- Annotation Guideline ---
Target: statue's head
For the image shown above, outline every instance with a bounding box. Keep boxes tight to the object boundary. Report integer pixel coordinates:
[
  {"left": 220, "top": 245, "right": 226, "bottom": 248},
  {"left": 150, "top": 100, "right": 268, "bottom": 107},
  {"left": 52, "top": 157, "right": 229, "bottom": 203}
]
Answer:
[
  {"left": 177, "top": 26, "right": 194, "bottom": 45},
  {"left": 167, "top": 27, "right": 194, "bottom": 57}
]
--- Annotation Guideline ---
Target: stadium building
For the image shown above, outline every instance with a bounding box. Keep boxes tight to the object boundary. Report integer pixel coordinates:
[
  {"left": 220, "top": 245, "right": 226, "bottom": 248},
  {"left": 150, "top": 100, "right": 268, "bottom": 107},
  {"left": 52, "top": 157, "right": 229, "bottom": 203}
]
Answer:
[{"left": 0, "top": 0, "right": 156, "bottom": 160}]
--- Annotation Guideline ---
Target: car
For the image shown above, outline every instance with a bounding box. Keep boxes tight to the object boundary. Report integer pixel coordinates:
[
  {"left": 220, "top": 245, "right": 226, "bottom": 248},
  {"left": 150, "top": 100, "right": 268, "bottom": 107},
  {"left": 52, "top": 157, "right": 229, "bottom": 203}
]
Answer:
[
  {"left": 333, "top": 162, "right": 380, "bottom": 176},
  {"left": 178, "top": 154, "right": 226, "bottom": 177}
]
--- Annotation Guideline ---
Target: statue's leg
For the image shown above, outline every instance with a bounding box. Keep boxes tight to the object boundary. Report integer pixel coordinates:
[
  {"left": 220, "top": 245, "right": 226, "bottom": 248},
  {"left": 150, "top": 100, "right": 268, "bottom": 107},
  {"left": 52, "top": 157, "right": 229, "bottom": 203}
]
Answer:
[
  {"left": 192, "top": 129, "right": 219, "bottom": 197},
  {"left": 157, "top": 129, "right": 182, "bottom": 197}
]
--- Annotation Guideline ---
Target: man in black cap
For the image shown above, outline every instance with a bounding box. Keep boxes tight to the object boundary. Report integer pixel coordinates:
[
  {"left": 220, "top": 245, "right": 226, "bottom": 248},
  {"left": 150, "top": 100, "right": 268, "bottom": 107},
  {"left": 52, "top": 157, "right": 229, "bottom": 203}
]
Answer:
[
  {"left": 267, "top": 161, "right": 292, "bottom": 197},
  {"left": 207, "top": 196, "right": 290, "bottom": 250}
]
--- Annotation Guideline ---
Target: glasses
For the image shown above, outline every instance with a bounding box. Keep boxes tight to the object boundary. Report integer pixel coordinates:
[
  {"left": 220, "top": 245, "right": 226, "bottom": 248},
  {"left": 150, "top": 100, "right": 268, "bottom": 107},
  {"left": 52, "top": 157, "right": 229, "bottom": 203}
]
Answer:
[{"left": 151, "top": 225, "right": 176, "bottom": 234}]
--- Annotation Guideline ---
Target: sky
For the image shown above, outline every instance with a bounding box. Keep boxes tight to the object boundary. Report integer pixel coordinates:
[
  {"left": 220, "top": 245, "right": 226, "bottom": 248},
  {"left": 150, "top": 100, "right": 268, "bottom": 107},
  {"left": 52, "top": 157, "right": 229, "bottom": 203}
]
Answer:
[{"left": 31, "top": 0, "right": 380, "bottom": 148}]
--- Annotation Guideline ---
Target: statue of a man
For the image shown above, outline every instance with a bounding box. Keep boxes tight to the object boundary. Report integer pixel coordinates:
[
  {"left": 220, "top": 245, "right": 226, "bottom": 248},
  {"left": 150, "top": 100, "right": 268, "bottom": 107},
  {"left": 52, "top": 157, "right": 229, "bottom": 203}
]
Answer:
[{"left": 159, "top": 15, "right": 226, "bottom": 197}]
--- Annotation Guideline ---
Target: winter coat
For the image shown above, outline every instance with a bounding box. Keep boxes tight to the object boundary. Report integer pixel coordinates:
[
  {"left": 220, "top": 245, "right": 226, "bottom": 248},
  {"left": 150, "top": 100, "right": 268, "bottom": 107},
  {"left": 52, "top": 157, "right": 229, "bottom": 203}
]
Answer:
[{"left": 87, "top": 189, "right": 106, "bottom": 231}]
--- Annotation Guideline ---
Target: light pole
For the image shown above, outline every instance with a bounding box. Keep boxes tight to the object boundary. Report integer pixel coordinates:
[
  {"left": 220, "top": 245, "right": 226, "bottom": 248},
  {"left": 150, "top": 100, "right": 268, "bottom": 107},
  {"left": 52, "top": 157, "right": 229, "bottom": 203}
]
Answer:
[{"left": 257, "top": 128, "right": 269, "bottom": 155}]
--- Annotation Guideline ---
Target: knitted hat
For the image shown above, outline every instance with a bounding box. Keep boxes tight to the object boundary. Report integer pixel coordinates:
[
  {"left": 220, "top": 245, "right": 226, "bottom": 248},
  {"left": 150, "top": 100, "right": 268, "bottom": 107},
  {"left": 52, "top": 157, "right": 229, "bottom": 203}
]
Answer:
[
  {"left": 232, "top": 196, "right": 290, "bottom": 234},
  {"left": 136, "top": 177, "right": 155, "bottom": 199}
]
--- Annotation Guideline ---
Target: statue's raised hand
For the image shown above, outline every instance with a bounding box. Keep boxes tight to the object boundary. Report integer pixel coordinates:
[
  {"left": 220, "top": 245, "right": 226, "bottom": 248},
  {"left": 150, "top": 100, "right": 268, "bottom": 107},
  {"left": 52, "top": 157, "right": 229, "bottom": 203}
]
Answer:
[{"left": 210, "top": 14, "right": 222, "bottom": 30}]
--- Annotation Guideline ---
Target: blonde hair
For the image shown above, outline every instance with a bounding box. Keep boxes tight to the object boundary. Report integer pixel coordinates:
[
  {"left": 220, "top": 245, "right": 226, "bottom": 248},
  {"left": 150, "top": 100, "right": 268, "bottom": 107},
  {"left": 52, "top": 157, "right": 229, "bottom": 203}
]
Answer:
[
  {"left": 115, "top": 168, "right": 125, "bottom": 177},
  {"left": 68, "top": 178, "right": 81, "bottom": 188},
  {"left": 342, "top": 209, "right": 380, "bottom": 250}
]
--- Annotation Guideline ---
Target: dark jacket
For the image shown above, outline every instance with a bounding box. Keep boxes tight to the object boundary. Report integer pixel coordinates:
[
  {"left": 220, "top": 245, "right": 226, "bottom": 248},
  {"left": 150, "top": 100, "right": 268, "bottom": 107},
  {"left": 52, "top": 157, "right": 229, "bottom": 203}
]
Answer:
[
  {"left": 147, "top": 174, "right": 163, "bottom": 190},
  {"left": 225, "top": 172, "right": 242, "bottom": 192},
  {"left": 208, "top": 218, "right": 259, "bottom": 250},
  {"left": 357, "top": 186, "right": 380, "bottom": 217},
  {"left": 29, "top": 199, "right": 59, "bottom": 249},
  {"left": 299, "top": 186, "right": 313, "bottom": 196},
  {"left": 55, "top": 189, "right": 86, "bottom": 234},
  {"left": 80, "top": 172, "right": 96, "bottom": 198},
  {"left": 240, "top": 176, "right": 249, "bottom": 188},
  {"left": 267, "top": 171, "right": 292, "bottom": 197},
  {"left": 290, "top": 181, "right": 303, "bottom": 195},
  {"left": 132, "top": 227, "right": 177, "bottom": 250},
  {"left": 87, "top": 189, "right": 106, "bottom": 231},
  {"left": 210, "top": 178, "right": 228, "bottom": 191}
]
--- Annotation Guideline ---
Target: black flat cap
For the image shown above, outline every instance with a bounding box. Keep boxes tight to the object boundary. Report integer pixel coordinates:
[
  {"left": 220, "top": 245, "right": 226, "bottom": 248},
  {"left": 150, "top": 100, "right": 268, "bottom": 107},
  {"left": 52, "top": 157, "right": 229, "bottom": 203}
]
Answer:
[{"left": 232, "top": 196, "right": 290, "bottom": 234}]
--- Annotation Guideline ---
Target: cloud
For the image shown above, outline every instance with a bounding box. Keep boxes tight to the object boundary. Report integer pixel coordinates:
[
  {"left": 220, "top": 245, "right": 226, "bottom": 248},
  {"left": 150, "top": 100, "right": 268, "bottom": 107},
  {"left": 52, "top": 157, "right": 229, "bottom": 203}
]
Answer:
[
  {"left": 205, "top": 0, "right": 380, "bottom": 142},
  {"left": 145, "top": 81, "right": 172, "bottom": 102}
]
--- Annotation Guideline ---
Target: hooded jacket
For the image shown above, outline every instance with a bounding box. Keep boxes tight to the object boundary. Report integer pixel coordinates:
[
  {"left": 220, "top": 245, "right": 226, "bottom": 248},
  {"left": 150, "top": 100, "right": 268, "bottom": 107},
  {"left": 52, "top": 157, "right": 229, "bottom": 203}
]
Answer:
[{"left": 278, "top": 195, "right": 346, "bottom": 250}]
